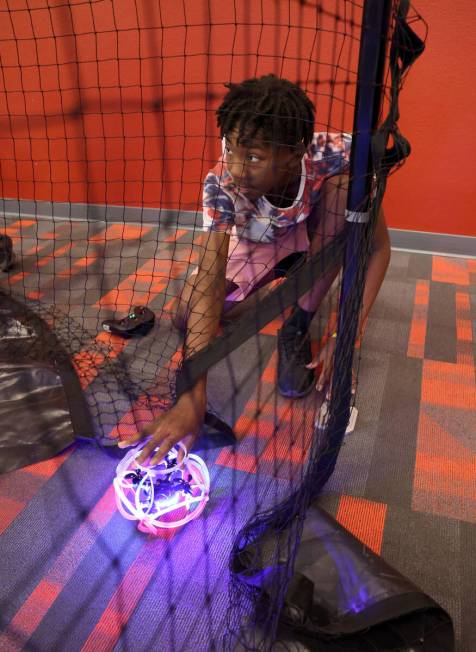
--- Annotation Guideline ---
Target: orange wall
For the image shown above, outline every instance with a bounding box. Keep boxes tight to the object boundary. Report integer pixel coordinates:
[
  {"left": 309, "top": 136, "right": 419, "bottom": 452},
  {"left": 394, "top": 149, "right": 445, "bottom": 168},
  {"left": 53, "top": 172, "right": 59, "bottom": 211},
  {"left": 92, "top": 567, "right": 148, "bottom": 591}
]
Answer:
[
  {"left": 0, "top": 0, "right": 360, "bottom": 212},
  {"left": 384, "top": 1, "right": 476, "bottom": 237},
  {"left": 1, "top": 1, "right": 474, "bottom": 236}
]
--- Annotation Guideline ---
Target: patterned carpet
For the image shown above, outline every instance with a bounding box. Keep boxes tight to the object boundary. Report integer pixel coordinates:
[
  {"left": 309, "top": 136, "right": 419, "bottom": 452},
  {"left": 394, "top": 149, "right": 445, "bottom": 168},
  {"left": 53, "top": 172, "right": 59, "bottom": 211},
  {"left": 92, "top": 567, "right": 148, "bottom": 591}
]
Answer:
[{"left": 0, "top": 217, "right": 474, "bottom": 651}]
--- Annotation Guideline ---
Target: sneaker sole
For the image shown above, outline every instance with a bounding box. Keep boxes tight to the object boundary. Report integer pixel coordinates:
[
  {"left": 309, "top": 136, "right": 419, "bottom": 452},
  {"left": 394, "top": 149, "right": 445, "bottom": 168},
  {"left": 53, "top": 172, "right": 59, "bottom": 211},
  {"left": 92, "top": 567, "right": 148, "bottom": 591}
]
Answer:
[{"left": 277, "top": 381, "right": 315, "bottom": 399}]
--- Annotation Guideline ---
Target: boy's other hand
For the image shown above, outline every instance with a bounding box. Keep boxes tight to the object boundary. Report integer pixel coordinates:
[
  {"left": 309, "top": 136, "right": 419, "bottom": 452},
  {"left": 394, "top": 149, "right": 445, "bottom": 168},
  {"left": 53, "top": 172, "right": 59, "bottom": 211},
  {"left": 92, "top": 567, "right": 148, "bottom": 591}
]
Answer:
[
  {"left": 306, "top": 335, "right": 336, "bottom": 392},
  {"left": 117, "top": 389, "right": 206, "bottom": 466}
]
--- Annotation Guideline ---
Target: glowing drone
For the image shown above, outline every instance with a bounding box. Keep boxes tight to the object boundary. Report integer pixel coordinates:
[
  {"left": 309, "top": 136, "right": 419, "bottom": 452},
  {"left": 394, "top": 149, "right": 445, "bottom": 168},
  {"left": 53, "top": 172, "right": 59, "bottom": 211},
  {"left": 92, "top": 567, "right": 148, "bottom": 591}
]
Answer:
[{"left": 113, "top": 441, "right": 210, "bottom": 533}]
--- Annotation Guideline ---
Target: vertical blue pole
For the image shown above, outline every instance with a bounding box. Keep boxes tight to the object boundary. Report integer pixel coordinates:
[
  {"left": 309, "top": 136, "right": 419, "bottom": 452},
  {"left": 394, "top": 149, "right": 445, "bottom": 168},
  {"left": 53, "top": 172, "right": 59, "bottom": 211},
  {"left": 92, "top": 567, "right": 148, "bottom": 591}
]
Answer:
[{"left": 312, "top": 0, "right": 393, "bottom": 491}]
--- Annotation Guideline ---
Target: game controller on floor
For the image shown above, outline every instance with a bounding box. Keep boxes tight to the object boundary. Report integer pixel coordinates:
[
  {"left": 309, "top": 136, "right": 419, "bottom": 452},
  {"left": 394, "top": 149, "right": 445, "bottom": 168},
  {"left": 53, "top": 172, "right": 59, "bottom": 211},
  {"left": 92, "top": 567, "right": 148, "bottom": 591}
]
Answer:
[
  {"left": 113, "top": 441, "right": 210, "bottom": 534},
  {"left": 102, "top": 306, "right": 155, "bottom": 338}
]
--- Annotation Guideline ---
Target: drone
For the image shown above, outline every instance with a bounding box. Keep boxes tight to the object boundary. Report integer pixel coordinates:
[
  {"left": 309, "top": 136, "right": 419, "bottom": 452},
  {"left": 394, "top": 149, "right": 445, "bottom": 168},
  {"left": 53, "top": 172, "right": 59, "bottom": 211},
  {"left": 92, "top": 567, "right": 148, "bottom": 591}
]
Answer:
[{"left": 113, "top": 441, "right": 210, "bottom": 534}]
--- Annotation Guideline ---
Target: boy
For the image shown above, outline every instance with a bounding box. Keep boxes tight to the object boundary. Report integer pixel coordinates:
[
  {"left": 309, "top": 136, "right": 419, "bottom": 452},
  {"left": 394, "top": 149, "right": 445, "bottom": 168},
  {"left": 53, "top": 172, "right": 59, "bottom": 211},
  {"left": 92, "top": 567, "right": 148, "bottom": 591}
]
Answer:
[{"left": 119, "top": 75, "right": 390, "bottom": 464}]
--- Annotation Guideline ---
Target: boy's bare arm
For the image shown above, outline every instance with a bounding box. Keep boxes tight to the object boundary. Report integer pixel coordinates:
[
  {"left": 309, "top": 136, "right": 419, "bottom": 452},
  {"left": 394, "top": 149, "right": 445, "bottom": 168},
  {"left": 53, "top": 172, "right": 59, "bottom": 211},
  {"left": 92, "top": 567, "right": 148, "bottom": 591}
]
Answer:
[
  {"left": 357, "top": 205, "right": 391, "bottom": 335},
  {"left": 309, "top": 206, "right": 391, "bottom": 390},
  {"left": 183, "top": 230, "right": 230, "bottom": 359},
  {"left": 119, "top": 230, "right": 230, "bottom": 463}
]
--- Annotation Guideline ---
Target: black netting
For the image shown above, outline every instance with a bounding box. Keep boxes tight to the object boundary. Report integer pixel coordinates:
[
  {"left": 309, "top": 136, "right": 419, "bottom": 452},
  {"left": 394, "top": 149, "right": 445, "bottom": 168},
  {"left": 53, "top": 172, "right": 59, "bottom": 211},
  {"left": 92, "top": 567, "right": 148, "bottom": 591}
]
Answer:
[{"left": 0, "top": 2, "right": 438, "bottom": 651}]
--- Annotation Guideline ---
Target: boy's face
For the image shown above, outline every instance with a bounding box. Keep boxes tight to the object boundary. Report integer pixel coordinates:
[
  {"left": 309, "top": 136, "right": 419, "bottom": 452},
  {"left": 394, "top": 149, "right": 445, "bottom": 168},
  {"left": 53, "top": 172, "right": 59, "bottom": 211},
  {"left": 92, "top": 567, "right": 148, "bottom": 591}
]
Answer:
[{"left": 223, "top": 128, "right": 303, "bottom": 203}]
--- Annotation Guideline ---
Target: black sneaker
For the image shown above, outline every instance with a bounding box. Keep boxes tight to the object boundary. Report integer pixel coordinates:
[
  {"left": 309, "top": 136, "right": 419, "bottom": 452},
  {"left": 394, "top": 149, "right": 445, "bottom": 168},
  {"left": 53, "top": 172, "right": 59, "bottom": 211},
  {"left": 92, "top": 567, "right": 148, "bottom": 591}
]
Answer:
[
  {"left": 0, "top": 234, "right": 14, "bottom": 272},
  {"left": 277, "top": 324, "right": 315, "bottom": 398},
  {"left": 102, "top": 306, "right": 155, "bottom": 338}
]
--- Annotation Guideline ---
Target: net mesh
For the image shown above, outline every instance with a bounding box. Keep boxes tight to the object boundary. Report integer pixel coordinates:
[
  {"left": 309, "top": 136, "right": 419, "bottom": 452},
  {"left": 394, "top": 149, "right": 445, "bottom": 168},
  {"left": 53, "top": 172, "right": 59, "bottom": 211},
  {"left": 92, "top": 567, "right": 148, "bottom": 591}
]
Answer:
[{"left": 0, "top": 1, "right": 426, "bottom": 650}]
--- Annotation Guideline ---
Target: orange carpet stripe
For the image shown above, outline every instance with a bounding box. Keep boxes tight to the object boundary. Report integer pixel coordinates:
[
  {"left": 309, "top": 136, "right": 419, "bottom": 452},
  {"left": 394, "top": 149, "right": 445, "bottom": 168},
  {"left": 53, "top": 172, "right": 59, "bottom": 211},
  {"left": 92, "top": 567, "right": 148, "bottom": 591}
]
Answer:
[
  {"left": 0, "top": 496, "right": 26, "bottom": 537},
  {"left": 73, "top": 348, "right": 114, "bottom": 390},
  {"left": 57, "top": 252, "right": 102, "bottom": 277},
  {"left": 12, "top": 229, "right": 74, "bottom": 261},
  {"left": 259, "top": 316, "right": 285, "bottom": 336},
  {"left": 88, "top": 223, "right": 153, "bottom": 242},
  {"left": 5, "top": 581, "right": 64, "bottom": 645},
  {"left": 2, "top": 487, "right": 119, "bottom": 647},
  {"left": 36, "top": 224, "right": 151, "bottom": 287},
  {"left": 455, "top": 291, "right": 474, "bottom": 367},
  {"left": 15, "top": 223, "right": 154, "bottom": 287},
  {"left": 415, "top": 453, "right": 476, "bottom": 489},
  {"left": 234, "top": 415, "right": 277, "bottom": 440},
  {"left": 95, "top": 279, "right": 168, "bottom": 312},
  {"left": 213, "top": 450, "right": 259, "bottom": 474},
  {"left": 216, "top": 350, "right": 277, "bottom": 452},
  {"left": 407, "top": 280, "right": 429, "bottom": 358},
  {"left": 216, "top": 349, "right": 316, "bottom": 474},
  {"left": 0, "top": 452, "right": 73, "bottom": 535},
  {"left": 94, "top": 242, "right": 193, "bottom": 311},
  {"left": 4, "top": 219, "right": 37, "bottom": 238},
  {"left": 80, "top": 534, "right": 175, "bottom": 652},
  {"left": 6, "top": 242, "right": 73, "bottom": 286},
  {"left": 432, "top": 256, "right": 469, "bottom": 286},
  {"left": 243, "top": 401, "right": 298, "bottom": 423},
  {"left": 37, "top": 243, "right": 73, "bottom": 267},
  {"left": 258, "top": 400, "right": 315, "bottom": 467},
  {"left": 336, "top": 495, "right": 387, "bottom": 555},
  {"left": 413, "top": 411, "right": 476, "bottom": 519},
  {"left": 260, "top": 441, "right": 307, "bottom": 465},
  {"left": 3, "top": 220, "right": 24, "bottom": 235},
  {"left": 421, "top": 360, "right": 476, "bottom": 410},
  {"left": 455, "top": 292, "right": 473, "bottom": 341},
  {"left": 24, "top": 451, "right": 72, "bottom": 478}
]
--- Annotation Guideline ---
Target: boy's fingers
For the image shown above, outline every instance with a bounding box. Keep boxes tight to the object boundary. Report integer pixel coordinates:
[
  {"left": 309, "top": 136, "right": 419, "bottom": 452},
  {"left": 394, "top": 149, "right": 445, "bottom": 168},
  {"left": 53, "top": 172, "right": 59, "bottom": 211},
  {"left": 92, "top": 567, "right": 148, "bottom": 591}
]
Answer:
[
  {"left": 136, "top": 431, "right": 168, "bottom": 464},
  {"left": 176, "top": 445, "right": 187, "bottom": 465},
  {"left": 315, "top": 363, "right": 325, "bottom": 391},
  {"left": 136, "top": 441, "right": 157, "bottom": 465},
  {"left": 177, "top": 433, "right": 197, "bottom": 463},
  {"left": 149, "top": 436, "right": 175, "bottom": 466},
  {"left": 117, "top": 415, "right": 164, "bottom": 449},
  {"left": 316, "top": 360, "right": 332, "bottom": 392},
  {"left": 117, "top": 434, "right": 141, "bottom": 448}
]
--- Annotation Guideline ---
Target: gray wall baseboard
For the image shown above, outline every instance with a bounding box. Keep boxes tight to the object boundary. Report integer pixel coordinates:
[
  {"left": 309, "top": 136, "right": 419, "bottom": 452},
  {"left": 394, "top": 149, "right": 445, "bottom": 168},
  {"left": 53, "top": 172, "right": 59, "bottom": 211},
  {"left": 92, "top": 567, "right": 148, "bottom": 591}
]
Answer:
[
  {"left": 389, "top": 228, "right": 475, "bottom": 259},
  {"left": 2, "top": 198, "right": 474, "bottom": 258},
  {"left": 1, "top": 198, "right": 202, "bottom": 229}
]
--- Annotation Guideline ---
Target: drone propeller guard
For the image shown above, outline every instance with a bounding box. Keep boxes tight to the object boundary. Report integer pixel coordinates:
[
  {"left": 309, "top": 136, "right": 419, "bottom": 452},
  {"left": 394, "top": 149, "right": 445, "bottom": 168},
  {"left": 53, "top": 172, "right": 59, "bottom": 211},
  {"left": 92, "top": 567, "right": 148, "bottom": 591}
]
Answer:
[{"left": 114, "top": 442, "right": 210, "bottom": 533}]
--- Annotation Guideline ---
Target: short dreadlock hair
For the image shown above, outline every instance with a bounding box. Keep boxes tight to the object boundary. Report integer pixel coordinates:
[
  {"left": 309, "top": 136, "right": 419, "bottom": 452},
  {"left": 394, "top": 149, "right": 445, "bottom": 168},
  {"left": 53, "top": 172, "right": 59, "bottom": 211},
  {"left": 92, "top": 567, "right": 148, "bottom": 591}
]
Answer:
[{"left": 217, "top": 74, "right": 315, "bottom": 149}]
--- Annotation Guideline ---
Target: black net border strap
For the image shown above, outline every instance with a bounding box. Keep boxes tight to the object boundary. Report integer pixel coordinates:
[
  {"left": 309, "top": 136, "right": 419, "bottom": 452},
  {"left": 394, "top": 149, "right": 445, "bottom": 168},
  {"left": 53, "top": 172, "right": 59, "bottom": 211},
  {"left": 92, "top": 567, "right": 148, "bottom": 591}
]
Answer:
[{"left": 175, "top": 228, "right": 349, "bottom": 399}]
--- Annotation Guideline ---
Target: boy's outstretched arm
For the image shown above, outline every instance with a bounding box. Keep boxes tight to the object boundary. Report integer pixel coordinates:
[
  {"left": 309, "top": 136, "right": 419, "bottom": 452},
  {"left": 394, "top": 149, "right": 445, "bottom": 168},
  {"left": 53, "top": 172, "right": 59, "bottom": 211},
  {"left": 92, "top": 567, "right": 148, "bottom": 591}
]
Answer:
[
  {"left": 309, "top": 206, "right": 391, "bottom": 390},
  {"left": 119, "top": 230, "right": 230, "bottom": 464}
]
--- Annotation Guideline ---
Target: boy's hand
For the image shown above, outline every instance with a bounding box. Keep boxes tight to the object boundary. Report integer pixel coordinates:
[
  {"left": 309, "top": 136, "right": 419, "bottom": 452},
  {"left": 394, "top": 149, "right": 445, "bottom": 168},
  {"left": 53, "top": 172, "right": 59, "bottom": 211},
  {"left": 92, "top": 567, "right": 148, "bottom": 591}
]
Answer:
[
  {"left": 117, "top": 389, "right": 206, "bottom": 466},
  {"left": 306, "top": 335, "right": 336, "bottom": 392}
]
